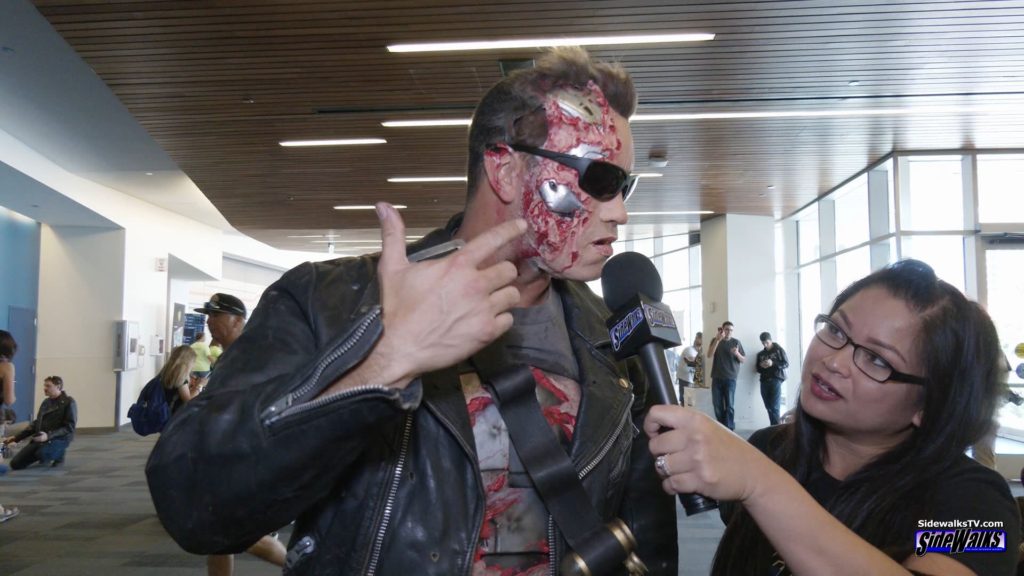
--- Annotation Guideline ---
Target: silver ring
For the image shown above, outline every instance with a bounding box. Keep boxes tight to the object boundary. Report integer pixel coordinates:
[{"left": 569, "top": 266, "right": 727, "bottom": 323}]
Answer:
[{"left": 655, "top": 454, "right": 671, "bottom": 478}]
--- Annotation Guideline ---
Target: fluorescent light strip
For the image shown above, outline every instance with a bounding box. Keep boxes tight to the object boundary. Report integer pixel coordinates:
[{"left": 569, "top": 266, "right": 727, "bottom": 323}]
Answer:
[
  {"left": 382, "top": 119, "right": 472, "bottom": 128},
  {"left": 388, "top": 33, "right": 714, "bottom": 53},
  {"left": 632, "top": 173, "right": 663, "bottom": 178},
  {"left": 388, "top": 176, "right": 467, "bottom": 183},
  {"left": 311, "top": 240, "right": 380, "bottom": 244},
  {"left": 280, "top": 138, "right": 386, "bottom": 147},
  {"left": 630, "top": 104, "right": 1022, "bottom": 122},
  {"left": 628, "top": 211, "right": 713, "bottom": 216},
  {"left": 381, "top": 104, "right": 1021, "bottom": 129},
  {"left": 334, "top": 205, "right": 407, "bottom": 210}
]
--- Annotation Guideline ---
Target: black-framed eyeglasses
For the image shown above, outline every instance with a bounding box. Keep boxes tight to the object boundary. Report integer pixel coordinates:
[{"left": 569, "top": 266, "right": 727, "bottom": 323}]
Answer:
[
  {"left": 813, "top": 314, "right": 927, "bottom": 385},
  {"left": 507, "top": 143, "right": 638, "bottom": 202}
]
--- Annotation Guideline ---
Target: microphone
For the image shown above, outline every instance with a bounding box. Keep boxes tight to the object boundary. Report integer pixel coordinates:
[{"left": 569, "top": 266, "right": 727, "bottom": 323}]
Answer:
[{"left": 601, "top": 251, "right": 718, "bottom": 516}]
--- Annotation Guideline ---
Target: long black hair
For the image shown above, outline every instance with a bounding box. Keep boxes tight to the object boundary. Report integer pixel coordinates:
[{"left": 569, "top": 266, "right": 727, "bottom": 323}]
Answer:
[
  {"left": 0, "top": 329, "right": 16, "bottom": 360},
  {"left": 712, "top": 259, "right": 1005, "bottom": 573}
]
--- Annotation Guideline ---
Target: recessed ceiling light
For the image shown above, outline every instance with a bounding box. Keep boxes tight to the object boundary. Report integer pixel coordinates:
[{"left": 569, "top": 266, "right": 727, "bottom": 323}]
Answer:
[
  {"left": 848, "top": 80, "right": 861, "bottom": 86},
  {"left": 388, "top": 176, "right": 467, "bottom": 183},
  {"left": 333, "top": 205, "right": 407, "bottom": 210},
  {"left": 767, "top": 185, "right": 776, "bottom": 190},
  {"left": 280, "top": 138, "right": 387, "bottom": 147},
  {"left": 382, "top": 119, "right": 472, "bottom": 128},
  {"left": 387, "top": 33, "right": 715, "bottom": 53},
  {"left": 627, "top": 210, "right": 713, "bottom": 215},
  {"left": 145, "top": 172, "right": 154, "bottom": 176},
  {"left": 632, "top": 173, "right": 664, "bottom": 178}
]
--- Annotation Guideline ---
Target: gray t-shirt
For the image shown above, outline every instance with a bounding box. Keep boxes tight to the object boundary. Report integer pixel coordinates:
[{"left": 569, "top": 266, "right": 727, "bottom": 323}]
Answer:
[
  {"left": 711, "top": 337, "right": 745, "bottom": 380},
  {"left": 464, "top": 286, "right": 582, "bottom": 575}
]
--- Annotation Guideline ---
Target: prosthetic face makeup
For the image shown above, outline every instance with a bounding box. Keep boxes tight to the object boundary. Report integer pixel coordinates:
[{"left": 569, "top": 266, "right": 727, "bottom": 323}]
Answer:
[{"left": 517, "top": 82, "right": 632, "bottom": 280}]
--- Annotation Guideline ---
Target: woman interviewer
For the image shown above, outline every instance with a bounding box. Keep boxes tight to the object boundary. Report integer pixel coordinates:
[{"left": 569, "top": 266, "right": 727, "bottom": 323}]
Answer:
[{"left": 646, "top": 260, "right": 1020, "bottom": 575}]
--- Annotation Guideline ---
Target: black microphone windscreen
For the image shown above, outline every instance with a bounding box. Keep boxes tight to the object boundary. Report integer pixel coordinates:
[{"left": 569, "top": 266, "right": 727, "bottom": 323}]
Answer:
[{"left": 601, "top": 251, "right": 663, "bottom": 310}]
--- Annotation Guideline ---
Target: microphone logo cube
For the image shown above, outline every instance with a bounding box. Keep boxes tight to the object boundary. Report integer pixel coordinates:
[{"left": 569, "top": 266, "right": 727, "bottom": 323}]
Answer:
[{"left": 606, "top": 294, "right": 681, "bottom": 359}]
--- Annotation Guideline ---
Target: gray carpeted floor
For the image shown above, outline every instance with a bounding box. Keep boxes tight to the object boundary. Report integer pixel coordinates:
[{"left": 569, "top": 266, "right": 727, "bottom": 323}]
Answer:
[{"left": 0, "top": 427, "right": 727, "bottom": 575}]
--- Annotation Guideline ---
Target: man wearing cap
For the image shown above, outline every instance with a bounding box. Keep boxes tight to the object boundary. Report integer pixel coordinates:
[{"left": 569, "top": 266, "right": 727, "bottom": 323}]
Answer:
[
  {"left": 148, "top": 48, "right": 676, "bottom": 576},
  {"left": 193, "top": 292, "right": 286, "bottom": 576},
  {"left": 755, "top": 331, "right": 789, "bottom": 426},
  {"left": 194, "top": 293, "right": 247, "bottom": 349}
]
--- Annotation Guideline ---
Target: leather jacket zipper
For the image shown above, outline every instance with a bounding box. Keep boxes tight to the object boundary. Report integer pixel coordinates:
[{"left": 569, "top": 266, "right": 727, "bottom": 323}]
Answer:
[
  {"left": 262, "top": 308, "right": 382, "bottom": 427},
  {"left": 578, "top": 407, "right": 630, "bottom": 480},
  {"left": 548, "top": 407, "right": 631, "bottom": 575},
  {"left": 365, "top": 413, "right": 413, "bottom": 576}
]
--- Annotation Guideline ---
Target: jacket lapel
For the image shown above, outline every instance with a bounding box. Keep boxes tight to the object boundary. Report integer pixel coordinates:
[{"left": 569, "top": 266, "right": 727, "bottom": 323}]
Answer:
[{"left": 556, "top": 280, "right": 634, "bottom": 467}]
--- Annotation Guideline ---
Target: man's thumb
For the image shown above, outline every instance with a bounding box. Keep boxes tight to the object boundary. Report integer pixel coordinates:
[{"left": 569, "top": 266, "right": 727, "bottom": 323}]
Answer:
[{"left": 377, "top": 202, "right": 408, "bottom": 270}]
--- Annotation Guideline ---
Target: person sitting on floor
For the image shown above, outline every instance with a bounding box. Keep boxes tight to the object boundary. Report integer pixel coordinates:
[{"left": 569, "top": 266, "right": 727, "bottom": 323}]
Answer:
[{"left": 2, "top": 376, "right": 77, "bottom": 469}]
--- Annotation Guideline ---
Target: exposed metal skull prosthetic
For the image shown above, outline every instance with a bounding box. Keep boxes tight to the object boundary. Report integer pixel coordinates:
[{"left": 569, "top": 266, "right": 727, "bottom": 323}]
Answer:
[{"left": 518, "top": 81, "right": 625, "bottom": 276}]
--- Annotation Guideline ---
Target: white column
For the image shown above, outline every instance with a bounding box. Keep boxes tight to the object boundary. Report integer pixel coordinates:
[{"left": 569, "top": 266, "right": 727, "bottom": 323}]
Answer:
[{"left": 701, "top": 214, "right": 777, "bottom": 430}]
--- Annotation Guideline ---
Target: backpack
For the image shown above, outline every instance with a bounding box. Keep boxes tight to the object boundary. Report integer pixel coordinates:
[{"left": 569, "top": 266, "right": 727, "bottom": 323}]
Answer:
[{"left": 127, "top": 377, "right": 170, "bottom": 436}]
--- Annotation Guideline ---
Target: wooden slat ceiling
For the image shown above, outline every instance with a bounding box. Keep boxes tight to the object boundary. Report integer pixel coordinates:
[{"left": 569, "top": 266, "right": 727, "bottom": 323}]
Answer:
[{"left": 33, "top": 0, "right": 1024, "bottom": 252}]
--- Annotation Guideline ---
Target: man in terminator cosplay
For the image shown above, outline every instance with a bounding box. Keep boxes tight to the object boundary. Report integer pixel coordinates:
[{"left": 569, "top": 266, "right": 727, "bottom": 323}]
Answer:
[{"left": 147, "top": 47, "right": 678, "bottom": 575}]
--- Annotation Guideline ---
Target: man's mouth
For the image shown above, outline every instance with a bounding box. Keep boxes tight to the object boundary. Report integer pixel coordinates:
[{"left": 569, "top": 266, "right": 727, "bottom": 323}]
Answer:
[{"left": 592, "top": 236, "right": 616, "bottom": 255}]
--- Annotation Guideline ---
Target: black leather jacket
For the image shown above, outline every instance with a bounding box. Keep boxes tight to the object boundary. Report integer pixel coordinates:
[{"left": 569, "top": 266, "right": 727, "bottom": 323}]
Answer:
[
  {"left": 146, "top": 220, "right": 678, "bottom": 576},
  {"left": 14, "top": 392, "right": 76, "bottom": 443}
]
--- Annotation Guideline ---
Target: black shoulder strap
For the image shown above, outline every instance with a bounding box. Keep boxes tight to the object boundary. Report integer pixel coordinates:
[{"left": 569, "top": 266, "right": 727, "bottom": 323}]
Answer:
[{"left": 470, "top": 341, "right": 643, "bottom": 575}]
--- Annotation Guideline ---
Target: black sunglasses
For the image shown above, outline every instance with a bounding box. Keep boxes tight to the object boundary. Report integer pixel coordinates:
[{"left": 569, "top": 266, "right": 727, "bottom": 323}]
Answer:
[{"left": 508, "top": 143, "right": 638, "bottom": 202}]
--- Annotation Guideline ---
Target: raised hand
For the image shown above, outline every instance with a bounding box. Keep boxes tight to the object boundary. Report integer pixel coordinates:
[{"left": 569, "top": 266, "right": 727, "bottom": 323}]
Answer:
[{"left": 371, "top": 202, "right": 526, "bottom": 385}]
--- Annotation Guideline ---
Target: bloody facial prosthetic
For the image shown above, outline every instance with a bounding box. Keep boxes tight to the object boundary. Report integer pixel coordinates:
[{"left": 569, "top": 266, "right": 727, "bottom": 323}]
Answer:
[{"left": 519, "top": 81, "right": 624, "bottom": 275}]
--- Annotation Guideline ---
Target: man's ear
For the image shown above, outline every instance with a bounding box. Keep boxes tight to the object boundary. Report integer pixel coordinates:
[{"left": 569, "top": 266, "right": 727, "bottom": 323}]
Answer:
[
  {"left": 912, "top": 409, "right": 923, "bottom": 428},
  {"left": 483, "top": 145, "right": 520, "bottom": 204}
]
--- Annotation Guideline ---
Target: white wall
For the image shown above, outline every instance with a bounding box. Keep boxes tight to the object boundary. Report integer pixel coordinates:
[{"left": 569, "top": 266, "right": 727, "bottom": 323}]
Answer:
[
  {"left": 37, "top": 225, "right": 125, "bottom": 428},
  {"left": 1, "top": 128, "right": 226, "bottom": 427}
]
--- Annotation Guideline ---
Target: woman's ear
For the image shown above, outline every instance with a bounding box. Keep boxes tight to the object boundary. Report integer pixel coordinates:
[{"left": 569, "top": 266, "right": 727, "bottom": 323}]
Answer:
[{"left": 483, "top": 145, "right": 520, "bottom": 205}]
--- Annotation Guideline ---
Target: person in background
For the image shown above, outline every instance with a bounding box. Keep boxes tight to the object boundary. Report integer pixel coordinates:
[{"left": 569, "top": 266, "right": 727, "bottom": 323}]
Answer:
[
  {"left": 190, "top": 292, "right": 286, "bottom": 576},
  {"left": 147, "top": 48, "right": 677, "bottom": 576},
  {"left": 156, "top": 345, "right": 196, "bottom": 415},
  {"left": 676, "top": 343, "right": 699, "bottom": 407},
  {"left": 646, "top": 260, "right": 1020, "bottom": 575},
  {"left": 706, "top": 321, "right": 746, "bottom": 430},
  {"left": 755, "top": 331, "right": 789, "bottom": 426},
  {"left": 3, "top": 376, "right": 76, "bottom": 469},
  {"left": 0, "top": 330, "right": 19, "bottom": 521},
  {"left": 692, "top": 331, "right": 705, "bottom": 389},
  {"left": 189, "top": 332, "right": 215, "bottom": 379}
]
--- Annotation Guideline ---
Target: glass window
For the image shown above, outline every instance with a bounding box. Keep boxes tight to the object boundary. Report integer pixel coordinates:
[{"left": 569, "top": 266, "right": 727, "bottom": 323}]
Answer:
[
  {"left": 835, "top": 246, "right": 871, "bottom": 294},
  {"left": 796, "top": 205, "right": 819, "bottom": 264},
  {"left": 631, "top": 236, "right": 655, "bottom": 257},
  {"left": 900, "top": 235, "right": 966, "bottom": 292},
  {"left": 689, "top": 287, "right": 703, "bottom": 340},
  {"left": 977, "top": 154, "right": 1024, "bottom": 224},
  {"left": 833, "top": 175, "right": 869, "bottom": 251},
  {"left": 904, "top": 156, "right": 964, "bottom": 231},
  {"left": 661, "top": 246, "right": 689, "bottom": 292},
  {"left": 987, "top": 249, "right": 1024, "bottom": 435},
  {"left": 798, "top": 263, "right": 821, "bottom": 364}
]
